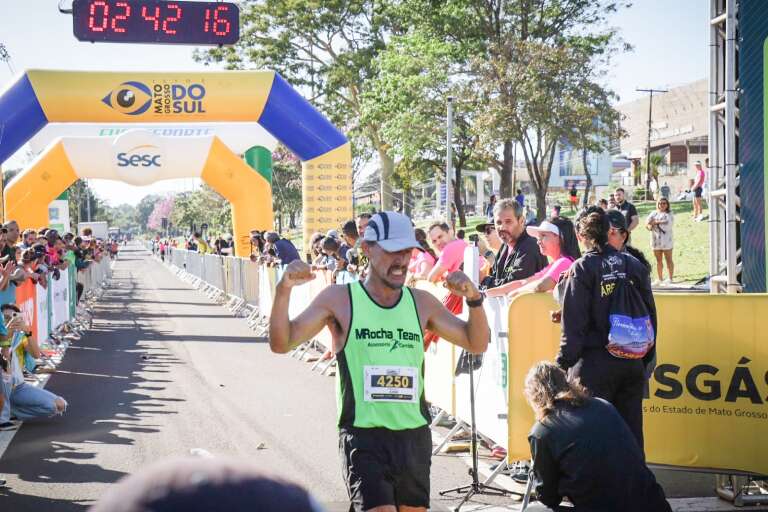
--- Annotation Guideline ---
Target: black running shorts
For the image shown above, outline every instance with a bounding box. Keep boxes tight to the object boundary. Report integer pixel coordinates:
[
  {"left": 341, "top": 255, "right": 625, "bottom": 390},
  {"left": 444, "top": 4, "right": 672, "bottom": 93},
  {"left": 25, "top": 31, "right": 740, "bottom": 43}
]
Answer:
[
  {"left": 339, "top": 425, "right": 431, "bottom": 511},
  {"left": 694, "top": 186, "right": 703, "bottom": 198}
]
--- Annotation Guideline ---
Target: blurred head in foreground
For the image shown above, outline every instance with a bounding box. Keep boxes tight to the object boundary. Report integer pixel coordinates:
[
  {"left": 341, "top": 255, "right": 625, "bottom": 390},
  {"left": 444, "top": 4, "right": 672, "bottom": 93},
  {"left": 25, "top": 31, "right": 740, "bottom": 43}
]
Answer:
[{"left": 89, "top": 457, "right": 324, "bottom": 512}]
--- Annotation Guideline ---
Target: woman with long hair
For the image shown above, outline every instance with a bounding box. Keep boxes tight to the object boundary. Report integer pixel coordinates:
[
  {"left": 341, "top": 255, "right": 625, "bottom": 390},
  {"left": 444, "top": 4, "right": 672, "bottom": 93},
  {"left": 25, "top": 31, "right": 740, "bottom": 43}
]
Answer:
[
  {"left": 645, "top": 198, "right": 674, "bottom": 284},
  {"left": 524, "top": 361, "right": 671, "bottom": 512},
  {"left": 485, "top": 216, "right": 580, "bottom": 298}
]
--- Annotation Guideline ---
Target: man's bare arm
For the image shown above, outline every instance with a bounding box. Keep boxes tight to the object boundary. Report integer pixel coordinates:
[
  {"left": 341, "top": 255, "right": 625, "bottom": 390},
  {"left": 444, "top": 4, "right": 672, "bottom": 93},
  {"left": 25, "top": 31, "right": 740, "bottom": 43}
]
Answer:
[
  {"left": 426, "top": 261, "right": 446, "bottom": 283},
  {"left": 269, "top": 260, "right": 333, "bottom": 354},
  {"left": 269, "top": 285, "right": 337, "bottom": 354}
]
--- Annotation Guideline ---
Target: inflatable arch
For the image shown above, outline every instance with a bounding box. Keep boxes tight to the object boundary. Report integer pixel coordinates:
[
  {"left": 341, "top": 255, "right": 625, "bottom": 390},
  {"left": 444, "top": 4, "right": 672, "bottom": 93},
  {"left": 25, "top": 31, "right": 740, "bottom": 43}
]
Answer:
[
  {"left": 7, "top": 132, "right": 273, "bottom": 257},
  {"left": 0, "top": 70, "right": 352, "bottom": 249}
]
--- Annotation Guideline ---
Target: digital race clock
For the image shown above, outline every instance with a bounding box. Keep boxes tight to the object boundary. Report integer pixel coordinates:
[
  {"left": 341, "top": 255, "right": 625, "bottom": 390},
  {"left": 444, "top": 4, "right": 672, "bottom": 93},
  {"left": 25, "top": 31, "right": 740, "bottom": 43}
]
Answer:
[{"left": 72, "top": 0, "right": 240, "bottom": 45}]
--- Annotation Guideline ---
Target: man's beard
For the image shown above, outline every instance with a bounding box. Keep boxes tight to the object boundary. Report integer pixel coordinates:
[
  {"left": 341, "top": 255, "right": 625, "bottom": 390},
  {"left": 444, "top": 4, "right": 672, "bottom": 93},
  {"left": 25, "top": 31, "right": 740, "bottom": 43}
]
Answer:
[
  {"left": 374, "top": 264, "right": 406, "bottom": 290},
  {"left": 499, "top": 230, "right": 519, "bottom": 245}
]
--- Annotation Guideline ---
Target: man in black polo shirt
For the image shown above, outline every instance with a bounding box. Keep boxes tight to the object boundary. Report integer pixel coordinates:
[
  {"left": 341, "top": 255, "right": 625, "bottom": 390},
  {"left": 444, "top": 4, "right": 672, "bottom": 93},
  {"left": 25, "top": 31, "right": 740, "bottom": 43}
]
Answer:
[
  {"left": 614, "top": 187, "right": 639, "bottom": 232},
  {"left": 481, "top": 198, "right": 548, "bottom": 292}
]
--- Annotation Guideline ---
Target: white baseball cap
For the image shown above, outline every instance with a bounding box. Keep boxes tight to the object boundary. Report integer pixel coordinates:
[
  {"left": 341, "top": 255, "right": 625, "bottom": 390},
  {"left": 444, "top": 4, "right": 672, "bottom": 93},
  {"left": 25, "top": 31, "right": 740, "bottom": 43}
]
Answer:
[
  {"left": 363, "top": 211, "right": 421, "bottom": 252},
  {"left": 526, "top": 220, "right": 560, "bottom": 238}
]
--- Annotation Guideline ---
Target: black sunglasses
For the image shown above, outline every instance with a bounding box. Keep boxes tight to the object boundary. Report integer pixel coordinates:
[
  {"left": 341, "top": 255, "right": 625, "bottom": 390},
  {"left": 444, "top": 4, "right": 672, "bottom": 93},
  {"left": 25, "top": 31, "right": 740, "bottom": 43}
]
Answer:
[{"left": 484, "top": 226, "right": 495, "bottom": 235}]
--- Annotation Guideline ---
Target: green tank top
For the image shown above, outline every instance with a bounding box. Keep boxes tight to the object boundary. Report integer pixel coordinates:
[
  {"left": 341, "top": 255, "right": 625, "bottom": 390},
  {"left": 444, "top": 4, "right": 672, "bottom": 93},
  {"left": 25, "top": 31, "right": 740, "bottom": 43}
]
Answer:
[{"left": 336, "top": 281, "right": 430, "bottom": 430}]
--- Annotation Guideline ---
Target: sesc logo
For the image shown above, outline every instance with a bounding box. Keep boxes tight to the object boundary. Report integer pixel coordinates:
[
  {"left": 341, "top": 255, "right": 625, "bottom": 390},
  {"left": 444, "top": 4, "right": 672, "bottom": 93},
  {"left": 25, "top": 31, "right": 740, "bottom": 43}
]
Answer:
[
  {"left": 117, "top": 145, "right": 162, "bottom": 168},
  {"left": 102, "top": 81, "right": 153, "bottom": 116}
]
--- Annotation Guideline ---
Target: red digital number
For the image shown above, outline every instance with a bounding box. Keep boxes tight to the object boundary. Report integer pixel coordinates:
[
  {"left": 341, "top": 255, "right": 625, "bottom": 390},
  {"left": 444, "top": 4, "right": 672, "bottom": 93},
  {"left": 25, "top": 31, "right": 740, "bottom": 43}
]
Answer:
[
  {"left": 162, "top": 3, "right": 182, "bottom": 35},
  {"left": 141, "top": 5, "right": 161, "bottom": 31},
  {"left": 111, "top": 2, "right": 131, "bottom": 33},
  {"left": 204, "top": 5, "right": 231, "bottom": 36},
  {"left": 88, "top": 0, "right": 109, "bottom": 32}
]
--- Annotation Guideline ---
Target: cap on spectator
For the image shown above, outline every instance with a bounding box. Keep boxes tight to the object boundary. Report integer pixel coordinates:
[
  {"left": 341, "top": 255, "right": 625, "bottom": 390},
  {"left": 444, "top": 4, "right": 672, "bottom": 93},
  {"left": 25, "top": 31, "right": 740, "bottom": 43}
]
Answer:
[
  {"left": 526, "top": 220, "right": 560, "bottom": 237},
  {"left": 475, "top": 222, "right": 494, "bottom": 233},
  {"left": 88, "top": 457, "right": 323, "bottom": 512},
  {"left": 32, "top": 244, "right": 47, "bottom": 257},
  {"left": 362, "top": 211, "right": 421, "bottom": 253},
  {"left": 9, "top": 268, "right": 26, "bottom": 285},
  {"left": 325, "top": 229, "right": 339, "bottom": 240},
  {"left": 265, "top": 232, "right": 280, "bottom": 244},
  {"left": 606, "top": 209, "right": 628, "bottom": 231}
]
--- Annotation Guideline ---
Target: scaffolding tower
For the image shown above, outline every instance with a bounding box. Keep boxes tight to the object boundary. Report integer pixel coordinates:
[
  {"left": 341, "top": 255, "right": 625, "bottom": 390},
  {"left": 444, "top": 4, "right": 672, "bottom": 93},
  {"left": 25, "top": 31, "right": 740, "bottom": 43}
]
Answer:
[
  {"left": 709, "top": 0, "right": 768, "bottom": 504},
  {"left": 708, "top": 0, "right": 741, "bottom": 294}
]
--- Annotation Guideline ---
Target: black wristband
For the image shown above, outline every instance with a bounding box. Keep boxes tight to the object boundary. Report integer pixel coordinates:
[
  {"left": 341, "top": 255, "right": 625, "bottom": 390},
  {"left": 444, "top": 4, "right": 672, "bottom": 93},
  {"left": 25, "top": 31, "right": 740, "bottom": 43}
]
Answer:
[{"left": 466, "top": 292, "right": 485, "bottom": 308}]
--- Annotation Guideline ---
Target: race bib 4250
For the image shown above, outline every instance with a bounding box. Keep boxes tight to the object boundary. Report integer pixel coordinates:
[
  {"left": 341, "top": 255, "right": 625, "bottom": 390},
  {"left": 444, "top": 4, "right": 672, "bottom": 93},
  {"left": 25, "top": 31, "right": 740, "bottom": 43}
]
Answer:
[{"left": 363, "top": 366, "right": 418, "bottom": 403}]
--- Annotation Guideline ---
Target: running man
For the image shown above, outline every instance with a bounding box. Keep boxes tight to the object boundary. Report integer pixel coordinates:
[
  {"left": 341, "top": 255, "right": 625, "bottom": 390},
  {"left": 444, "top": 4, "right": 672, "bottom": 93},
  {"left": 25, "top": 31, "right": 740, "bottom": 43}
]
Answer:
[{"left": 270, "top": 211, "right": 489, "bottom": 512}]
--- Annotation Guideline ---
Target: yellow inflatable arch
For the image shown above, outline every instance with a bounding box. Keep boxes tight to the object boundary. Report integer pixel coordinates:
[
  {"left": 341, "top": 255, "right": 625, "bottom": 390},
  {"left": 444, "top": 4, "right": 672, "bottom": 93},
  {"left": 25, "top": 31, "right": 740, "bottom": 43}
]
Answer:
[{"left": 0, "top": 70, "right": 353, "bottom": 255}]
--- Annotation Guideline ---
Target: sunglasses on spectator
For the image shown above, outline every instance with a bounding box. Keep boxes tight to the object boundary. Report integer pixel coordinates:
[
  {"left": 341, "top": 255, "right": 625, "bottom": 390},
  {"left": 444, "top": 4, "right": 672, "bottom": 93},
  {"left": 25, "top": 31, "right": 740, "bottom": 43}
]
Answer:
[{"left": 483, "top": 227, "right": 495, "bottom": 235}]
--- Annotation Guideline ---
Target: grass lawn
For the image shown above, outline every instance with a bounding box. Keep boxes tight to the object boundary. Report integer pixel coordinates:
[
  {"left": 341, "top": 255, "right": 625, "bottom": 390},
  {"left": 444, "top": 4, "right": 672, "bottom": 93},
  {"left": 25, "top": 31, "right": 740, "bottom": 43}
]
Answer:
[{"left": 628, "top": 201, "right": 709, "bottom": 284}]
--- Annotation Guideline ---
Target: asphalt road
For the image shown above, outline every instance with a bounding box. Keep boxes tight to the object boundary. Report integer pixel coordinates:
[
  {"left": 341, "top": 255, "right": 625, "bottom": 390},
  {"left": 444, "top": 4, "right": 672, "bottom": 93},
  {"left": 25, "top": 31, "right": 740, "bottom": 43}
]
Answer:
[{"left": 0, "top": 245, "right": 719, "bottom": 511}]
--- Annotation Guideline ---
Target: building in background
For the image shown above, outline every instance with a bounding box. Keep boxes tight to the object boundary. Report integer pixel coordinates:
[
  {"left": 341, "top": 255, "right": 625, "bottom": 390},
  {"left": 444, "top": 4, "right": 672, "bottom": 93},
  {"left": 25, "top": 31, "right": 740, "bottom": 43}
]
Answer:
[{"left": 616, "top": 79, "right": 708, "bottom": 190}]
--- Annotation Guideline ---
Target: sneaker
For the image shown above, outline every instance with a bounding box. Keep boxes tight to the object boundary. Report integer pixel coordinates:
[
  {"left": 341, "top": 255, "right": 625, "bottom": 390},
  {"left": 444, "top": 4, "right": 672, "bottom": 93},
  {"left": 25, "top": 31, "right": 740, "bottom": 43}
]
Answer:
[
  {"left": 652, "top": 279, "right": 662, "bottom": 287},
  {"left": 664, "top": 278, "right": 674, "bottom": 285},
  {"left": 0, "top": 421, "right": 19, "bottom": 431},
  {"left": 511, "top": 465, "right": 530, "bottom": 484}
]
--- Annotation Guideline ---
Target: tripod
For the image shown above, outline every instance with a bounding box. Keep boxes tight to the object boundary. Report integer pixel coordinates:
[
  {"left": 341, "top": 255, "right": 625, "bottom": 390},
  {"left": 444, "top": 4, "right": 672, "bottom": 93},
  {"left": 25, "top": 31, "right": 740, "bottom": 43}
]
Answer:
[{"left": 439, "top": 353, "right": 522, "bottom": 511}]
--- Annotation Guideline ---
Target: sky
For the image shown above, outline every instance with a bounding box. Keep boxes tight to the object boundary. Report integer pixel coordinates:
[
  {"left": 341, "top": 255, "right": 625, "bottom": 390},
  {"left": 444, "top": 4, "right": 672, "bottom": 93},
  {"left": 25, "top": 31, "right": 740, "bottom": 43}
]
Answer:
[{"left": 0, "top": 0, "right": 710, "bottom": 206}]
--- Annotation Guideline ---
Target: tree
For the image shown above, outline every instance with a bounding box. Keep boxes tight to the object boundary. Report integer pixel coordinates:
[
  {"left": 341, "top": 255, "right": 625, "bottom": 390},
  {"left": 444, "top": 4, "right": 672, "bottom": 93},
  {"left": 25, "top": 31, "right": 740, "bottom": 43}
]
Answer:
[
  {"left": 403, "top": 0, "right": 629, "bottom": 219},
  {"left": 361, "top": 32, "right": 484, "bottom": 225},
  {"left": 136, "top": 194, "right": 162, "bottom": 232},
  {"left": 148, "top": 196, "right": 175, "bottom": 232},
  {"left": 563, "top": 87, "right": 624, "bottom": 208},
  {"left": 641, "top": 153, "right": 664, "bottom": 200},
  {"left": 67, "top": 180, "right": 105, "bottom": 226},
  {"left": 271, "top": 147, "right": 303, "bottom": 232},
  {"left": 195, "top": 0, "right": 401, "bottom": 209}
]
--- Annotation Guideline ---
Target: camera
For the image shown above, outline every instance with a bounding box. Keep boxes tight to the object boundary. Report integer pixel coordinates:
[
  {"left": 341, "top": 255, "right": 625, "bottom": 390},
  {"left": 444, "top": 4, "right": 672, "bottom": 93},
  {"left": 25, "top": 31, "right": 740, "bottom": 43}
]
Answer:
[{"left": 468, "top": 234, "right": 479, "bottom": 244}]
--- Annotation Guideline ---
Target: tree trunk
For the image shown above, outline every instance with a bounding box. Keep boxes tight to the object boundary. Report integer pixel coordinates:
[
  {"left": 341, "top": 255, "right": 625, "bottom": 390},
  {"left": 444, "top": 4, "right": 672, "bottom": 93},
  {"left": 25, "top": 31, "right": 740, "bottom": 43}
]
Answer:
[
  {"left": 499, "top": 140, "right": 514, "bottom": 198},
  {"left": 289, "top": 211, "right": 296, "bottom": 229},
  {"left": 454, "top": 166, "right": 466, "bottom": 227},
  {"left": 378, "top": 148, "right": 394, "bottom": 210},
  {"left": 535, "top": 187, "right": 547, "bottom": 222},
  {"left": 582, "top": 149, "right": 592, "bottom": 208},
  {"left": 277, "top": 212, "right": 283, "bottom": 233},
  {"left": 403, "top": 188, "right": 413, "bottom": 217}
]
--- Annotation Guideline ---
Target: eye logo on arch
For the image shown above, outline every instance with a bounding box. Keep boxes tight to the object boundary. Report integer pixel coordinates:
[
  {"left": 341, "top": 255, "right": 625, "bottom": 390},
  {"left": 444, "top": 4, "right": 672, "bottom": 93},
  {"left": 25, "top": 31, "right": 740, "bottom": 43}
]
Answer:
[{"left": 101, "top": 81, "right": 152, "bottom": 116}]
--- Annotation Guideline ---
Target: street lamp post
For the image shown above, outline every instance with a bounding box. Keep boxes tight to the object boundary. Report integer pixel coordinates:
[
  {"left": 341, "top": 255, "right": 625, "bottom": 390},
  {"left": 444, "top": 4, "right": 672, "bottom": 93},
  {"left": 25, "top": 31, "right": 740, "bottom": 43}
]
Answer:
[
  {"left": 445, "top": 97, "right": 454, "bottom": 223},
  {"left": 637, "top": 87, "right": 668, "bottom": 199}
]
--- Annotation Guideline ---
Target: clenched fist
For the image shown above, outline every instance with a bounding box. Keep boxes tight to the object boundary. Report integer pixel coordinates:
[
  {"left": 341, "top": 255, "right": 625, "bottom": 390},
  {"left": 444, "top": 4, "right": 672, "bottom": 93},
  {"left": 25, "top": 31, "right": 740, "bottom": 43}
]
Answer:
[
  {"left": 278, "top": 260, "right": 315, "bottom": 289},
  {"left": 444, "top": 271, "right": 481, "bottom": 301}
]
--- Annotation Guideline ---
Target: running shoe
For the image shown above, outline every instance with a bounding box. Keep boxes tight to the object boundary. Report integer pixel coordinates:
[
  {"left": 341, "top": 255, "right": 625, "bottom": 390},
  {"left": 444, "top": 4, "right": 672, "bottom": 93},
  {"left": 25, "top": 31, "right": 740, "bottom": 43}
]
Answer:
[{"left": 0, "top": 421, "right": 19, "bottom": 431}]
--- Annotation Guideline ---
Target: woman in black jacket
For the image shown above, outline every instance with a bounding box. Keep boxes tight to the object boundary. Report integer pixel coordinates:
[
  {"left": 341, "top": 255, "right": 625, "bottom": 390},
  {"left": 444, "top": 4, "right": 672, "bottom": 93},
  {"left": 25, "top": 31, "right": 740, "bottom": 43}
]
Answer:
[
  {"left": 524, "top": 361, "right": 671, "bottom": 512},
  {"left": 557, "top": 208, "right": 656, "bottom": 453}
]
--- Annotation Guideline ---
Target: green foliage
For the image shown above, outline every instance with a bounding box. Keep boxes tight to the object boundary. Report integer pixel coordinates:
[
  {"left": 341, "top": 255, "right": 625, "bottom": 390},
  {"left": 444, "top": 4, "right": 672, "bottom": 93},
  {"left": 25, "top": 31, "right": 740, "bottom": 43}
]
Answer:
[
  {"left": 398, "top": 0, "right": 629, "bottom": 219},
  {"left": 631, "top": 201, "right": 708, "bottom": 284},
  {"left": 170, "top": 185, "right": 233, "bottom": 236},
  {"left": 194, "top": 0, "right": 398, "bottom": 206},
  {"left": 271, "top": 147, "right": 303, "bottom": 231},
  {"left": 361, "top": 31, "right": 484, "bottom": 223}
]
